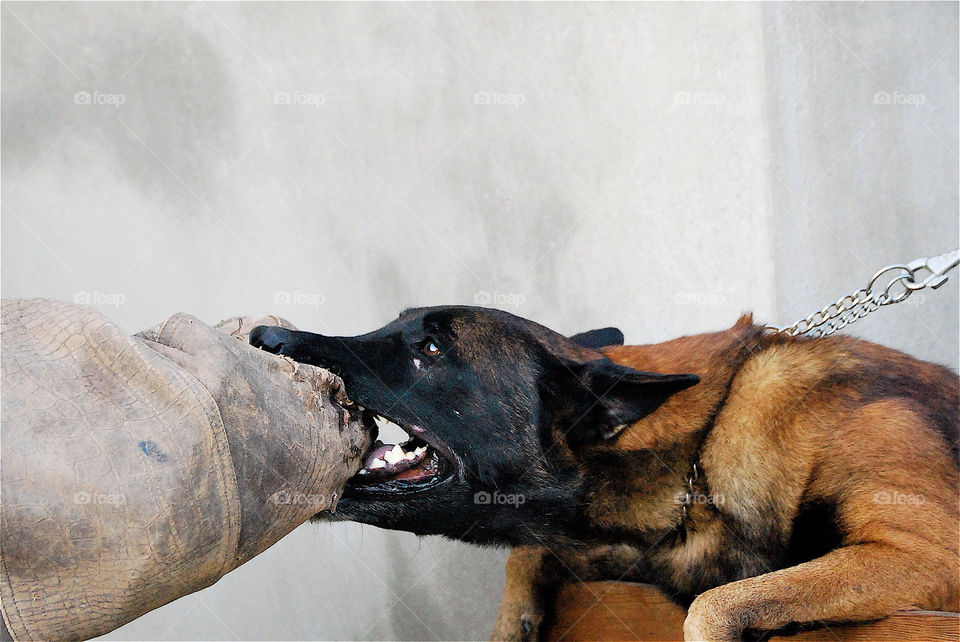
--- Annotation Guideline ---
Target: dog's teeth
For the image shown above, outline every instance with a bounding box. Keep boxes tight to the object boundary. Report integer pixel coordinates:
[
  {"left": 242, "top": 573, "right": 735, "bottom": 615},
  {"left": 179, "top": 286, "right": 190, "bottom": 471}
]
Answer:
[
  {"left": 414, "top": 446, "right": 426, "bottom": 456},
  {"left": 403, "top": 451, "right": 416, "bottom": 460},
  {"left": 384, "top": 444, "right": 405, "bottom": 464},
  {"left": 368, "top": 458, "right": 386, "bottom": 469}
]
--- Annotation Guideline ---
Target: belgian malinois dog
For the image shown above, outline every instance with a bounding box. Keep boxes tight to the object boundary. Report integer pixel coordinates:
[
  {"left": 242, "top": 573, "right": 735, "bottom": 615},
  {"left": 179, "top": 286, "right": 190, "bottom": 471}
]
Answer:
[{"left": 250, "top": 307, "right": 958, "bottom": 641}]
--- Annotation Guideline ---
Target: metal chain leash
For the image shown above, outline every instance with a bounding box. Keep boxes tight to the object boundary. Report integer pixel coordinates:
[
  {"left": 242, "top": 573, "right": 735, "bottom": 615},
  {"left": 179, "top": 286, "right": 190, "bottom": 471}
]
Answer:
[{"left": 766, "top": 249, "right": 960, "bottom": 338}]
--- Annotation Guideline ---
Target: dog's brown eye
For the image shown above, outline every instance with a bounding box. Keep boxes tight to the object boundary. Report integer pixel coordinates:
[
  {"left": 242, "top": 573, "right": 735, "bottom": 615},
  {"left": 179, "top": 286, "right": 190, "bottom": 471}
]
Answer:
[{"left": 422, "top": 340, "right": 440, "bottom": 356}]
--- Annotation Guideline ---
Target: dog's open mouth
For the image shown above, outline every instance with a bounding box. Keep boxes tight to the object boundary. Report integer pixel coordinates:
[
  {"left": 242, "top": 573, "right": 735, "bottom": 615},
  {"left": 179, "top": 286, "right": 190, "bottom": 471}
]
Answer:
[{"left": 346, "top": 410, "right": 457, "bottom": 497}]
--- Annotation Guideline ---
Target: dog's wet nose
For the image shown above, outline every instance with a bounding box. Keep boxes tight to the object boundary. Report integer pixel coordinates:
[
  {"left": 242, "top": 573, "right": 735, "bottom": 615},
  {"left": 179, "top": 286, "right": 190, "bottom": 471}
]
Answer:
[{"left": 249, "top": 325, "right": 291, "bottom": 354}]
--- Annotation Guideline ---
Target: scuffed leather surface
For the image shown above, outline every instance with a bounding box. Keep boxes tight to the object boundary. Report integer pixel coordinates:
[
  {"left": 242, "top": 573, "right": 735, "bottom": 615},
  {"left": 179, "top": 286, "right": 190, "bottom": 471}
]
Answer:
[{"left": 0, "top": 301, "right": 368, "bottom": 641}]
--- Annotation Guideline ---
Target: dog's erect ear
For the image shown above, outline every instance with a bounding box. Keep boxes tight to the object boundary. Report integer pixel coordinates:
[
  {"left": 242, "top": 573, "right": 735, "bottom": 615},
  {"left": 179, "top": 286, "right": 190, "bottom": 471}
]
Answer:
[
  {"left": 569, "top": 327, "right": 625, "bottom": 349},
  {"left": 554, "top": 358, "right": 699, "bottom": 445}
]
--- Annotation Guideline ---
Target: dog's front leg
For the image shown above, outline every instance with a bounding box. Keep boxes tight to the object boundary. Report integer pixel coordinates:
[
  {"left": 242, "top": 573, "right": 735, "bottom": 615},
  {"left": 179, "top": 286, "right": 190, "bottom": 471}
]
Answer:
[
  {"left": 683, "top": 538, "right": 958, "bottom": 642},
  {"left": 492, "top": 544, "right": 653, "bottom": 641},
  {"left": 491, "top": 547, "right": 555, "bottom": 642}
]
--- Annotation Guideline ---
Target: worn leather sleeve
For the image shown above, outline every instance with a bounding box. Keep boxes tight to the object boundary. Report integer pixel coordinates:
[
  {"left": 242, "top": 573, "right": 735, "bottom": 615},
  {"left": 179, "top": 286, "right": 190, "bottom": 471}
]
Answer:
[{"left": 0, "top": 300, "right": 368, "bottom": 641}]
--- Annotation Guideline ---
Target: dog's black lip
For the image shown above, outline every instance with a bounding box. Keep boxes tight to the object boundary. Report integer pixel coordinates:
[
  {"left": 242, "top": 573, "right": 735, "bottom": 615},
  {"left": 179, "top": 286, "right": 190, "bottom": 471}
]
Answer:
[{"left": 346, "top": 408, "right": 462, "bottom": 499}]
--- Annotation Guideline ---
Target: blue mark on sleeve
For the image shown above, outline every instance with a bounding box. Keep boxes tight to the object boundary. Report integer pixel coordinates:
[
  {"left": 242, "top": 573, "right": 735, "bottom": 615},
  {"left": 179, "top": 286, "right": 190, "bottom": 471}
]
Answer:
[{"left": 139, "top": 440, "right": 169, "bottom": 463}]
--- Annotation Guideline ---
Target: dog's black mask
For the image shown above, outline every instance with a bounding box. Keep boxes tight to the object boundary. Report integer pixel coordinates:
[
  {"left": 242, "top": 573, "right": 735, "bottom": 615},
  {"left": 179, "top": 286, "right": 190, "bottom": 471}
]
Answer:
[{"left": 250, "top": 307, "right": 697, "bottom": 546}]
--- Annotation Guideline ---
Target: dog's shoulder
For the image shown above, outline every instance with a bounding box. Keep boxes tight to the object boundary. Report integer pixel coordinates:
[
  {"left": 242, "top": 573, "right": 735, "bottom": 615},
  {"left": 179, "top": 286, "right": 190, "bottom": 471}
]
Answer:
[
  {"left": 601, "top": 316, "right": 957, "bottom": 455},
  {"left": 598, "top": 317, "right": 768, "bottom": 450}
]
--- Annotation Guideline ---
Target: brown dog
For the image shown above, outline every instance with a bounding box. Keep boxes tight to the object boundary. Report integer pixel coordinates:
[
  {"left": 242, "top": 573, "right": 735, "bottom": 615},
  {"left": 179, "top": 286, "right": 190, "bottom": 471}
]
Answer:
[
  {"left": 494, "top": 316, "right": 959, "bottom": 641},
  {"left": 251, "top": 308, "right": 959, "bottom": 641}
]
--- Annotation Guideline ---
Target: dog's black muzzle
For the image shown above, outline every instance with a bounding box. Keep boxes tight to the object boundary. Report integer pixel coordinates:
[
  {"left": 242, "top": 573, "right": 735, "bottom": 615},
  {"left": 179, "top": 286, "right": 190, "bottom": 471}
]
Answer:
[
  {"left": 249, "top": 325, "right": 406, "bottom": 391},
  {"left": 250, "top": 326, "right": 360, "bottom": 370}
]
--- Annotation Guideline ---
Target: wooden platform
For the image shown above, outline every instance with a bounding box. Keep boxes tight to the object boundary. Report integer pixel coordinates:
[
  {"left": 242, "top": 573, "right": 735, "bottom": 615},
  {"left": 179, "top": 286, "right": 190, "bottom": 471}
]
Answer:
[{"left": 546, "top": 582, "right": 959, "bottom": 641}]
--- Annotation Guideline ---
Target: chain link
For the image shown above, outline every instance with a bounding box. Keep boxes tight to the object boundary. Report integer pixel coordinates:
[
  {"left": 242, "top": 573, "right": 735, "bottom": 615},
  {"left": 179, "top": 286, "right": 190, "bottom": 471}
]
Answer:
[{"left": 767, "top": 249, "right": 959, "bottom": 339}]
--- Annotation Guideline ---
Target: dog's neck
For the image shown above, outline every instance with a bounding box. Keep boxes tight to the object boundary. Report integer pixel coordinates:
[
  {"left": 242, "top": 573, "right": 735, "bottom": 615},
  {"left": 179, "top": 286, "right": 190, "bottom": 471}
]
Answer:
[{"left": 581, "top": 317, "right": 768, "bottom": 542}]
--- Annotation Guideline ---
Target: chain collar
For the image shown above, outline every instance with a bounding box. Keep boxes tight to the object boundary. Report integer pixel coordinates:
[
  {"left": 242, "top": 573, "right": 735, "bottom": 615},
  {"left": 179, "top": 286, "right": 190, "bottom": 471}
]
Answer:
[
  {"left": 679, "top": 463, "right": 699, "bottom": 523},
  {"left": 677, "top": 462, "right": 703, "bottom": 542}
]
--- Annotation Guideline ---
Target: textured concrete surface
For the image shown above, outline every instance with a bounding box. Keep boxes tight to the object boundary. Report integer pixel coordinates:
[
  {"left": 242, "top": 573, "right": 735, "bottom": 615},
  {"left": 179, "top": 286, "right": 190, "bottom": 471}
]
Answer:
[{"left": 2, "top": 2, "right": 956, "bottom": 640}]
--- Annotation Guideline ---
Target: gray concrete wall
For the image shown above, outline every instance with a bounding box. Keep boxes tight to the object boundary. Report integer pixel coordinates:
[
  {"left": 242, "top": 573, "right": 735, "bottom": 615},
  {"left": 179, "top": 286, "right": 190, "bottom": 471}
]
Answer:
[
  {"left": 763, "top": 2, "right": 959, "bottom": 367},
  {"left": 2, "top": 2, "right": 956, "bottom": 640}
]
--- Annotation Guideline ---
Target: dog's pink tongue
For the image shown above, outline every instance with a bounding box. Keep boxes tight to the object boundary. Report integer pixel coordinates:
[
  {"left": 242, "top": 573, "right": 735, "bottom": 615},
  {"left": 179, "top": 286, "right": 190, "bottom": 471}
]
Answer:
[{"left": 364, "top": 443, "right": 393, "bottom": 468}]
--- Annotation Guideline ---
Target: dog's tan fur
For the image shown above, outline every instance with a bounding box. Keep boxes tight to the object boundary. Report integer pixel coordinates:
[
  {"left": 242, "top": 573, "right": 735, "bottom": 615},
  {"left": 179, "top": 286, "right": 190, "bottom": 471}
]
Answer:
[{"left": 493, "top": 316, "right": 958, "bottom": 641}]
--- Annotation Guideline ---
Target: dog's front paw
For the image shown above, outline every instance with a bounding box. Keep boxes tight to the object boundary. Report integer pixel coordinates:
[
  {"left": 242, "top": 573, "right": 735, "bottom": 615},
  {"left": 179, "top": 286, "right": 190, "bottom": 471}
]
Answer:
[
  {"left": 490, "top": 609, "right": 543, "bottom": 642},
  {"left": 683, "top": 617, "right": 738, "bottom": 642},
  {"left": 683, "top": 592, "right": 740, "bottom": 642}
]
